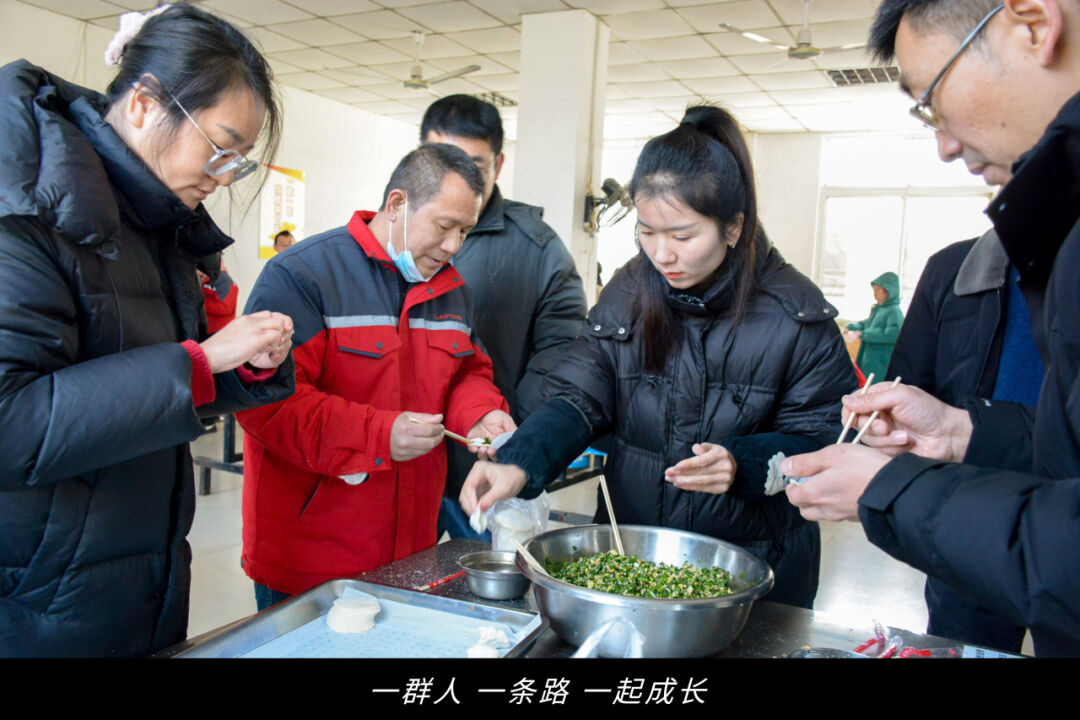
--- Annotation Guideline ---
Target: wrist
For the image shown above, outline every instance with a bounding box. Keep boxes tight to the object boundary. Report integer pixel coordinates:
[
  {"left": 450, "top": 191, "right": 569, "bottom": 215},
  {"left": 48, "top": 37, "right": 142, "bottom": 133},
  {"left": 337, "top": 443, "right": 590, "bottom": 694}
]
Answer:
[
  {"left": 512, "top": 466, "right": 527, "bottom": 494},
  {"left": 198, "top": 340, "right": 224, "bottom": 374},
  {"left": 182, "top": 340, "right": 216, "bottom": 407},
  {"left": 945, "top": 405, "right": 974, "bottom": 463}
]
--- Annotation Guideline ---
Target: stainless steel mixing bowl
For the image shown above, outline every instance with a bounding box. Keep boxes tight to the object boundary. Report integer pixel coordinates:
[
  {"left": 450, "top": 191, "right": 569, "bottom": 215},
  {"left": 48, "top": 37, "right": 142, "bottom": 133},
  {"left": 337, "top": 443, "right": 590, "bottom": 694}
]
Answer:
[{"left": 517, "top": 524, "right": 774, "bottom": 657}]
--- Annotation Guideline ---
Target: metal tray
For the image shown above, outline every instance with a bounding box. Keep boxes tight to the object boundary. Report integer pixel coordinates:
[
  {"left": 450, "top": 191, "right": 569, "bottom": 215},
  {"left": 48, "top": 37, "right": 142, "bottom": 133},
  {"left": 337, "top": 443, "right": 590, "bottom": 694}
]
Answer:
[{"left": 160, "top": 578, "right": 546, "bottom": 658}]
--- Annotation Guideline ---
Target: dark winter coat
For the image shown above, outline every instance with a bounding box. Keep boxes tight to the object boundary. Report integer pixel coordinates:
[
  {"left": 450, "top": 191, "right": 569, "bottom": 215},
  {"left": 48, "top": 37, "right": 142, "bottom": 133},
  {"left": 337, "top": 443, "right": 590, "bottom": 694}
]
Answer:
[
  {"left": 859, "top": 91, "right": 1080, "bottom": 657},
  {"left": 444, "top": 187, "right": 586, "bottom": 499},
  {"left": 0, "top": 61, "right": 294, "bottom": 657},
  {"left": 887, "top": 232, "right": 1007, "bottom": 405},
  {"left": 886, "top": 230, "right": 1030, "bottom": 652},
  {"left": 498, "top": 236, "right": 858, "bottom": 606}
]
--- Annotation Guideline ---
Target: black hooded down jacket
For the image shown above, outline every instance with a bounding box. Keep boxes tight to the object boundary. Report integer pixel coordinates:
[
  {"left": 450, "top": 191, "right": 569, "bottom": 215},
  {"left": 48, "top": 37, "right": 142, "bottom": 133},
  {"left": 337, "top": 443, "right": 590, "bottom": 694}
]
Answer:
[
  {"left": 498, "top": 237, "right": 858, "bottom": 606},
  {"left": 0, "top": 61, "right": 294, "bottom": 657}
]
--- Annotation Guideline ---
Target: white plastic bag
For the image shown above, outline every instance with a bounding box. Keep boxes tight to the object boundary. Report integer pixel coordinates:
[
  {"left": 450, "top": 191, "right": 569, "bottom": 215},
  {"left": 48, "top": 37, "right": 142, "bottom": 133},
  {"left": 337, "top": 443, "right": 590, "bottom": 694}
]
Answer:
[
  {"left": 489, "top": 491, "right": 550, "bottom": 552},
  {"left": 571, "top": 618, "right": 646, "bottom": 658}
]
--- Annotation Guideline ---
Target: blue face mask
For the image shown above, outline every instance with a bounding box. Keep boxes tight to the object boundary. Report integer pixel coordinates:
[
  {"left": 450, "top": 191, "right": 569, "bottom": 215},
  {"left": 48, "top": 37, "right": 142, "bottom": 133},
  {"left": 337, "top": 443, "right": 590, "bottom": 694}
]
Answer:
[{"left": 386, "top": 195, "right": 431, "bottom": 283}]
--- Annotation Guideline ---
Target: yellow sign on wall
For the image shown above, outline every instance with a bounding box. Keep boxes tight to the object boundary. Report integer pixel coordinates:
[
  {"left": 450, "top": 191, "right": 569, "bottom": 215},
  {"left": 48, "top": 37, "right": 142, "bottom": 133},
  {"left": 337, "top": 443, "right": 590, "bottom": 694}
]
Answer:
[{"left": 260, "top": 164, "right": 306, "bottom": 259}]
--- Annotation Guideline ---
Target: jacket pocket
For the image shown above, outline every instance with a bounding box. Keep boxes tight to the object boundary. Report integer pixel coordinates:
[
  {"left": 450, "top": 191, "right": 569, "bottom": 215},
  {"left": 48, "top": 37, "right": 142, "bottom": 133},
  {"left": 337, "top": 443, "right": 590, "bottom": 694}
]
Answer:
[
  {"left": 426, "top": 330, "right": 475, "bottom": 358},
  {"left": 332, "top": 326, "right": 402, "bottom": 359}
]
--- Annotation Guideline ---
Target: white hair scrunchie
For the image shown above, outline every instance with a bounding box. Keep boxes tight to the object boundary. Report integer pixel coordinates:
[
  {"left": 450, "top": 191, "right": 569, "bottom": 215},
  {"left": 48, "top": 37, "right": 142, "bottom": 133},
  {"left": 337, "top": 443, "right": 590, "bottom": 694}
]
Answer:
[{"left": 103, "top": 4, "right": 172, "bottom": 67}]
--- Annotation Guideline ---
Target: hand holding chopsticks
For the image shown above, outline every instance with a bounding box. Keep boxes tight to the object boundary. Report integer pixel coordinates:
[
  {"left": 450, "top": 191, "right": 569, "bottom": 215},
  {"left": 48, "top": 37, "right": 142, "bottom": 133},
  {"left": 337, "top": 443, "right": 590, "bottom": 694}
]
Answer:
[
  {"left": 390, "top": 411, "right": 445, "bottom": 462},
  {"left": 835, "top": 372, "right": 874, "bottom": 444},
  {"left": 850, "top": 377, "right": 903, "bottom": 445},
  {"left": 836, "top": 376, "right": 902, "bottom": 446},
  {"left": 834, "top": 381, "right": 974, "bottom": 463},
  {"left": 408, "top": 416, "right": 471, "bottom": 446}
]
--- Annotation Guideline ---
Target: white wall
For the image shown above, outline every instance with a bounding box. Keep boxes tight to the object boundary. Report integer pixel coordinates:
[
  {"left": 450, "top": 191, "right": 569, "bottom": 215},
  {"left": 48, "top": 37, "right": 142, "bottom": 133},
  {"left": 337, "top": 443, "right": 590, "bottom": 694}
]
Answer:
[
  {"left": 0, "top": 0, "right": 116, "bottom": 91},
  {"left": 753, "top": 132, "right": 824, "bottom": 277}
]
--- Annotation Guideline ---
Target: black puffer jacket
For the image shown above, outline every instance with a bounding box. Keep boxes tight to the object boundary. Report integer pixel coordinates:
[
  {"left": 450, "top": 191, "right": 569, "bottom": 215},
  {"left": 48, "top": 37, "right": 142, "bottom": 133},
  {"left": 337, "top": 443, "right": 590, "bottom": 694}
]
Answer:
[
  {"left": 499, "top": 236, "right": 857, "bottom": 606},
  {"left": 0, "top": 61, "right": 294, "bottom": 657}
]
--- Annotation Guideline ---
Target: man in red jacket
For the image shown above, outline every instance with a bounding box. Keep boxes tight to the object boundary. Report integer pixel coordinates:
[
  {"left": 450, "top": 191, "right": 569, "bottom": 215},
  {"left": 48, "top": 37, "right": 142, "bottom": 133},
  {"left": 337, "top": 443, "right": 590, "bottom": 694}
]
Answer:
[
  {"left": 237, "top": 144, "right": 515, "bottom": 609},
  {"left": 197, "top": 262, "right": 238, "bottom": 334}
]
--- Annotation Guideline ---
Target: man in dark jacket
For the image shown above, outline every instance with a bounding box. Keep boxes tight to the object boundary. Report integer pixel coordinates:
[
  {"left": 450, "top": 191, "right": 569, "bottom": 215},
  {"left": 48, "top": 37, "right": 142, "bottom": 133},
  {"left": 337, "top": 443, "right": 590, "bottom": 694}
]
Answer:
[
  {"left": 785, "top": 0, "right": 1080, "bottom": 656},
  {"left": 889, "top": 227, "right": 1043, "bottom": 652},
  {"left": 889, "top": 232, "right": 1006, "bottom": 407},
  {"left": 420, "top": 95, "right": 588, "bottom": 539}
]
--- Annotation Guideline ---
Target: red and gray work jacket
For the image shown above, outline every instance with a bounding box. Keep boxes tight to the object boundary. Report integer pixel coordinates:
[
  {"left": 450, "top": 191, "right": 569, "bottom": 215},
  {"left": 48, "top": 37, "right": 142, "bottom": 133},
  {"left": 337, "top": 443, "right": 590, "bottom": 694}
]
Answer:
[{"left": 237, "top": 211, "right": 507, "bottom": 595}]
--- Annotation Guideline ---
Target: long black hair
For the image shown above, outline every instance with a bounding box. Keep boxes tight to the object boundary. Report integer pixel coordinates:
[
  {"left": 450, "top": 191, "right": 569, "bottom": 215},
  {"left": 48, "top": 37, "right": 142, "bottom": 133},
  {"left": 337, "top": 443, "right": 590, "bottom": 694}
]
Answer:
[
  {"left": 104, "top": 2, "right": 281, "bottom": 188},
  {"left": 629, "top": 104, "right": 759, "bottom": 372}
]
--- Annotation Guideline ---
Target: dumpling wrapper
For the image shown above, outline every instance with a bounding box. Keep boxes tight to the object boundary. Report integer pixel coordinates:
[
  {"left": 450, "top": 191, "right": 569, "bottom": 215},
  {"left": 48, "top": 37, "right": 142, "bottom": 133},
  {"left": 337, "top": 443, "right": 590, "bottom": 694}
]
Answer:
[
  {"left": 469, "top": 506, "right": 488, "bottom": 534},
  {"left": 326, "top": 596, "right": 380, "bottom": 633}
]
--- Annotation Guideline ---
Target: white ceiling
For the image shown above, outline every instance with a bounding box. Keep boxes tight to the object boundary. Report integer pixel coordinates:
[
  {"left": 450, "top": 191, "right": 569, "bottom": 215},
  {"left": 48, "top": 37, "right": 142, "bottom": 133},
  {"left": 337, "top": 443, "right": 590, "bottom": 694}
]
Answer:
[{"left": 23, "top": 0, "right": 925, "bottom": 139}]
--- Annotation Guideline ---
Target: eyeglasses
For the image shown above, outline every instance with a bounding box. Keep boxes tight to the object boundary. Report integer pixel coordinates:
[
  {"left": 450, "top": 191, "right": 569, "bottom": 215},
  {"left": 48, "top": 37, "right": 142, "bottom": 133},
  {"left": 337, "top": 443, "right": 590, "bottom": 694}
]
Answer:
[
  {"left": 910, "top": 3, "right": 1004, "bottom": 131},
  {"left": 156, "top": 84, "right": 260, "bottom": 182}
]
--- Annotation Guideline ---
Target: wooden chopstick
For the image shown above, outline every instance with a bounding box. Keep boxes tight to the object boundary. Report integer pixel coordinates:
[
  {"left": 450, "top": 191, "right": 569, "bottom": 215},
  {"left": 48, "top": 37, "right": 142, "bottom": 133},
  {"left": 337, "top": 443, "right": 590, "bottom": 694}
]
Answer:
[
  {"left": 407, "top": 416, "right": 471, "bottom": 446},
  {"left": 836, "top": 372, "right": 874, "bottom": 444},
  {"left": 850, "top": 376, "right": 902, "bottom": 446},
  {"left": 598, "top": 475, "right": 625, "bottom": 556},
  {"left": 511, "top": 537, "right": 548, "bottom": 577}
]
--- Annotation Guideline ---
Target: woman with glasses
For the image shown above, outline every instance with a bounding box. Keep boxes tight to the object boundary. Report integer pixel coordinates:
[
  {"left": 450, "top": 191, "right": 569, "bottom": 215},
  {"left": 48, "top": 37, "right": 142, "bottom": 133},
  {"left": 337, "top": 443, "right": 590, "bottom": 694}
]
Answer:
[
  {"left": 0, "top": 4, "right": 294, "bottom": 656},
  {"left": 461, "top": 106, "right": 857, "bottom": 607}
]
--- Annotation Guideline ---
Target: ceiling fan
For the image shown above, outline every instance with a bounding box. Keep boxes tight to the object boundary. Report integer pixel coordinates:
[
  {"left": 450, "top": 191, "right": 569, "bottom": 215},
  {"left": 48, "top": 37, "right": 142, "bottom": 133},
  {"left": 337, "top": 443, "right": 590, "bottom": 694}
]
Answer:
[
  {"left": 403, "top": 31, "right": 480, "bottom": 90},
  {"left": 718, "top": 0, "right": 866, "bottom": 61}
]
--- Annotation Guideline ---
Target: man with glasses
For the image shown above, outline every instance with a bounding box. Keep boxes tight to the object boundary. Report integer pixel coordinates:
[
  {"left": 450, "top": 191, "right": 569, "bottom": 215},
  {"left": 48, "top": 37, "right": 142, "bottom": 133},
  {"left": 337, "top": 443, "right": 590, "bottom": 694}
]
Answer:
[{"left": 783, "top": 0, "right": 1080, "bottom": 656}]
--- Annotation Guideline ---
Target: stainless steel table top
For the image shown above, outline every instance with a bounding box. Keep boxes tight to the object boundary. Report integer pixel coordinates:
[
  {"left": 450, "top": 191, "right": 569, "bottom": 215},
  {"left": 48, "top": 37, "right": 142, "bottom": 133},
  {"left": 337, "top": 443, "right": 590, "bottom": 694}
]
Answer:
[
  {"left": 173, "top": 537, "right": 986, "bottom": 658},
  {"left": 359, "top": 538, "right": 971, "bottom": 658}
]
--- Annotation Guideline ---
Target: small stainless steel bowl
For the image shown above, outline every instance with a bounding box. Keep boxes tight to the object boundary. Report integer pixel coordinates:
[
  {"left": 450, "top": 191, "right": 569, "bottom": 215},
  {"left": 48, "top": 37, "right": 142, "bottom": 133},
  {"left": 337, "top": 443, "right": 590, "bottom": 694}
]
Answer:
[{"left": 459, "top": 550, "right": 531, "bottom": 600}]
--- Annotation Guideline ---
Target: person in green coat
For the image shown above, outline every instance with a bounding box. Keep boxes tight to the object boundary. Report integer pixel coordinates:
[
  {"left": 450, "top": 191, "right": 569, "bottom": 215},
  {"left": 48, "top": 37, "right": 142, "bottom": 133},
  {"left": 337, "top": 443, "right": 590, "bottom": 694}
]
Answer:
[{"left": 846, "top": 272, "right": 904, "bottom": 381}]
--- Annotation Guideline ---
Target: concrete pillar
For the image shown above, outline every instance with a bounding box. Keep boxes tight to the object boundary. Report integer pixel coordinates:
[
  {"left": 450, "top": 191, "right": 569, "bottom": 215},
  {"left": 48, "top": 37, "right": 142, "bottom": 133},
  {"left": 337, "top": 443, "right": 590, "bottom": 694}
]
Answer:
[{"left": 514, "top": 10, "right": 608, "bottom": 302}]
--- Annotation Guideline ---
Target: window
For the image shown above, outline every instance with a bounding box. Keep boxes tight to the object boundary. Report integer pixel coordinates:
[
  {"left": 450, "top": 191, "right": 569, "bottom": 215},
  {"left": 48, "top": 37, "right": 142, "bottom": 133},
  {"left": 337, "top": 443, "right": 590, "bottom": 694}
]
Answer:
[{"left": 817, "top": 135, "right": 994, "bottom": 320}]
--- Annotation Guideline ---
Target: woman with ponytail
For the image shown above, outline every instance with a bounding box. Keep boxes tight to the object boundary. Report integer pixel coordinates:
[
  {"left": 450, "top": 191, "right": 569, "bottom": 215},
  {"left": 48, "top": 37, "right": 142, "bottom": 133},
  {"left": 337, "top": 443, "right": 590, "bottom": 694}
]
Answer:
[
  {"left": 0, "top": 4, "right": 294, "bottom": 656},
  {"left": 462, "top": 105, "right": 856, "bottom": 608}
]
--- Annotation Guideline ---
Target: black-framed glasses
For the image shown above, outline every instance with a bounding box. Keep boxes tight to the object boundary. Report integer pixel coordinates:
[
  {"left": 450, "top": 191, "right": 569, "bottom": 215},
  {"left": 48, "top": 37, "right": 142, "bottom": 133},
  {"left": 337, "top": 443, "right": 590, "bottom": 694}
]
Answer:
[
  {"left": 910, "top": 3, "right": 1004, "bottom": 131},
  {"left": 160, "top": 86, "right": 260, "bottom": 182}
]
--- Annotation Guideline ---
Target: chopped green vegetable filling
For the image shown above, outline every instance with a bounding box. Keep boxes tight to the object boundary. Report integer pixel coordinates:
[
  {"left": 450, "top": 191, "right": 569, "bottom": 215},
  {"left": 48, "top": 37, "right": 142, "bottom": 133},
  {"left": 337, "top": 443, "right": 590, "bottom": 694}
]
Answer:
[{"left": 545, "top": 550, "right": 733, "bottom": 599}]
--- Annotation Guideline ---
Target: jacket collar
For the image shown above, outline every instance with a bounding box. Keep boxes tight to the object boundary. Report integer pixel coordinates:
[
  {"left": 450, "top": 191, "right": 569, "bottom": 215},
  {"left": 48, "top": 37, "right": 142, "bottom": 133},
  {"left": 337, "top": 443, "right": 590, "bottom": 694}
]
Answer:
[
  {"left": 348, "top": 210, "right": 391, "bottom": 263},
  {"left": 665, "top": 250, "right": 740, "bottom": 317},
  {"left": 468, "top": 185, "right": 506, "bottom": 236},
  {"left": 347, "top": 209, "right": 464, "bottom": 287},
  {"left": 988, "top": 90, "right": 1080, "bottom": 286},
  {"left": 954, "top": 228, "right": 1009, "bottom": 296},
  {"left": 662, "top": 230, "right": 837, "bottom": 321}
]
